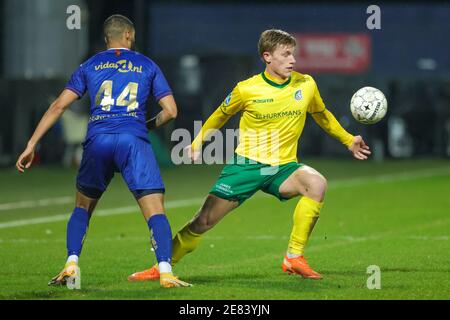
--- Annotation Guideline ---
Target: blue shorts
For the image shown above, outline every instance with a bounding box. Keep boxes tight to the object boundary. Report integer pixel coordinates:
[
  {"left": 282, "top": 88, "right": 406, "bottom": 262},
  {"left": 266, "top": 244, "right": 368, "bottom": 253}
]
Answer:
[{"left": 76, "top": 134, "right": 165, "bottom": 199}]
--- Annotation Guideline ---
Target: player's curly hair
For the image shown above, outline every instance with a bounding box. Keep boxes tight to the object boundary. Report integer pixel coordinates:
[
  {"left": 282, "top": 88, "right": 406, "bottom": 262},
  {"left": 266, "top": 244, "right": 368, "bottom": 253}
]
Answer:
[
  {"left": 103, "top": 14, "right": 134, "bottom": 43},
  {"left": 258, "top": 29, "right": 296, "bottom": 61}
]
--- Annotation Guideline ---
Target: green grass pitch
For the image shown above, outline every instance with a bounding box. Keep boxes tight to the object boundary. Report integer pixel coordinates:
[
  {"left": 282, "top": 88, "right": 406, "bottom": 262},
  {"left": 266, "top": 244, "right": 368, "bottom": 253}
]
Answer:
[{"left": 0, "top": 159, "right": 449, "bottom": 300}]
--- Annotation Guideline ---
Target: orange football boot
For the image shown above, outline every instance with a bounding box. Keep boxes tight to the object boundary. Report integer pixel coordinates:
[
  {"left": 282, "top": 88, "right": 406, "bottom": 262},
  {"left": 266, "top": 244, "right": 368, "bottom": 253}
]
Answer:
[
  {"left": 127, "top": 265, "right": 160, "bottom": 282},
  {"left": 282, "top": 255, "right": 323, "bottom": 280}
]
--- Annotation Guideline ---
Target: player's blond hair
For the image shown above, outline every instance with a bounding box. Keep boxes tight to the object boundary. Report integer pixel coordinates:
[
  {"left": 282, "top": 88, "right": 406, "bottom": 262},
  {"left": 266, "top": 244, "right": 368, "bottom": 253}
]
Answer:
[
  {"left": 258, "top": 29, "right": 296, "bottom": 61},
  {"left": 103, "top": 14, "right": 134, "bottom": 43}
]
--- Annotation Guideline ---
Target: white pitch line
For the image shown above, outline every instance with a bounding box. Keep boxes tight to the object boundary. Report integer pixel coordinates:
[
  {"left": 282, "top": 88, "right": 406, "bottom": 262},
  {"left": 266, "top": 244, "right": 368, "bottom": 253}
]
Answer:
[
  {"left": 94, "top": 197, "right": 205, "bottom": 218},
  {"left": 0, "top": 167, "right": 449, "bottom": 230},
  {"left": 0, "top": 197, "right": 205, "bottom": 229},
  {"left": 0, "top": 196, "right": 73, "bottom": 212},
  {"left": 327, "top": 166, "right": 450, "bottom": 189}
]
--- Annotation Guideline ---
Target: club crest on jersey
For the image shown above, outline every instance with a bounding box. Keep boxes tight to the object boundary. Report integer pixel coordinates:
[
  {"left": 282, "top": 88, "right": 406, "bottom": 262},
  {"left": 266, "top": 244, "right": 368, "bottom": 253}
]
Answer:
[
  {"left": 294, "top": 90, "right": 302, "bottom": 101},
  {"left": 224, "top": 93, "right": 232, "bottom": 106}
]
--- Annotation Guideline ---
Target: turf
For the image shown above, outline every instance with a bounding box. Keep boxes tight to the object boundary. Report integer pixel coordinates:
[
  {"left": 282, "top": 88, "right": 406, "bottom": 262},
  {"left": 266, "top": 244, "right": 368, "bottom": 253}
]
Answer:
[{"left": 0, "top": 159, "right": 449, "bottom": 300}]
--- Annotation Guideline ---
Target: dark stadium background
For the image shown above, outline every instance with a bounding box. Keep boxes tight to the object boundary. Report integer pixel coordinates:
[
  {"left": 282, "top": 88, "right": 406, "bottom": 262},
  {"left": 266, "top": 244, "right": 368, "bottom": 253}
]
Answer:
[{"left": 0, "top": 0, "right": 448, "bottom": 167}]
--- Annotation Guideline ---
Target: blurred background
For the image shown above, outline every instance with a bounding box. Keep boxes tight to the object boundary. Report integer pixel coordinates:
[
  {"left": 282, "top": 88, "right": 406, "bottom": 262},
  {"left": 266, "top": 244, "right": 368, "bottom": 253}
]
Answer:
[{"left": 0, "top": 0, "right": 449, "bottom": 168}]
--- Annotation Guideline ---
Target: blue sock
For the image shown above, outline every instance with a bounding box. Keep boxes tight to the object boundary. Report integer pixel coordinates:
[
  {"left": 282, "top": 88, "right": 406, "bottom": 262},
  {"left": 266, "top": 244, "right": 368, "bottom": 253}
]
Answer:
[
  {"left": 147, "top": 214, "right": 172, "bottom": 264},
  {"left": 67, "top": 207, "right": 90, "bottom": 257}
]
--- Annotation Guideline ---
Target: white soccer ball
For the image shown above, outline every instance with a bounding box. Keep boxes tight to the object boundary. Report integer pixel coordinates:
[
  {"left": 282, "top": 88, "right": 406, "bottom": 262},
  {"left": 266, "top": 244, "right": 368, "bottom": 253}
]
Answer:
[{"left": 350, "top": 86, "right": 388, "bottom": 124}]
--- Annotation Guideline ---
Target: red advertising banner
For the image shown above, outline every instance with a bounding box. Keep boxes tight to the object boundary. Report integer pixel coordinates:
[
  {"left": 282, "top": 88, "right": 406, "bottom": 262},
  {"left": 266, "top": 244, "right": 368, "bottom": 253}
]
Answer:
[{"left": 294, "top": 33, "right": 371, "bottom": 74}]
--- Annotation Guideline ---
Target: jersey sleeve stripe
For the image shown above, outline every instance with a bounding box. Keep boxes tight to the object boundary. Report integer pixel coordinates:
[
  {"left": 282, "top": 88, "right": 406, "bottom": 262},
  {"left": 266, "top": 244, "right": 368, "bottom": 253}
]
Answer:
[
  {"left": 155, "top": 91, "right": 173, "bottom": 102},
  {"left": 65, "top": 86, "right": 83, "bottom": 98}
]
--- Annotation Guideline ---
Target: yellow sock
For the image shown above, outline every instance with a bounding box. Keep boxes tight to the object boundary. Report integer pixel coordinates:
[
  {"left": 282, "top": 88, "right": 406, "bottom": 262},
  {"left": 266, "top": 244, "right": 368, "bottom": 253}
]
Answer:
[
  {"left": 287, "top": 196, "right": 323, "bottom": 256},
  {"left": 172, "top": 223, "right": 202, "bottom": 265}
]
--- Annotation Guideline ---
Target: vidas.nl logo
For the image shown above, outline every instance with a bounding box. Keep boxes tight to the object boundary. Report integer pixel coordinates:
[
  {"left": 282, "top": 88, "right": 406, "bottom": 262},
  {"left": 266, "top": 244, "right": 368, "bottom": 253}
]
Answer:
[{"left": 95, "top": 60, "right": 142, "bottom": 73}]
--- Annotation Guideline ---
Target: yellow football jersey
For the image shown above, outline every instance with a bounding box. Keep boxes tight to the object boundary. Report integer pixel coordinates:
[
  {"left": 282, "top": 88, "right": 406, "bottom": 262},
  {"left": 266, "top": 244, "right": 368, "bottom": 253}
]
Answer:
[
  {"left": 191, "top": 70, "right": 354, "bottom": 166},
  {"left": 219, "top": 71, "right": 325, "bottom": 165}
]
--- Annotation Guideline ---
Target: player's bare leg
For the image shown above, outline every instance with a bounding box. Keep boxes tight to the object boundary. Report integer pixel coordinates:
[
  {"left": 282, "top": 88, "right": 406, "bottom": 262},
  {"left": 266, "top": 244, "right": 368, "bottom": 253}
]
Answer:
[
  {"left": 49, "top": 192, "right": 98, "bottom": 289},
  {"left": 128, "top": 194, "right": 238, "bottom": 282},
  {"left": 188, "top": 194, "right": 239, "bottom": 234},
  {"left": 137, "top": 193, "right": 165, "bottom": 221},
  {"left": 279, "top": 166, "right": 327, "bottom": 202},
  {"left": 278, "top": 165, "right": 327, "bottom": 279}
]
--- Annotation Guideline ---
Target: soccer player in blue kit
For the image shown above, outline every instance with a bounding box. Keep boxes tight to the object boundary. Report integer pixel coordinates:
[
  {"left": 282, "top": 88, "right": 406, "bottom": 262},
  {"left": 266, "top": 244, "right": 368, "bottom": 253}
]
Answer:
[{"left": 15, "top": 15, "right": 191, "bottom": 288}]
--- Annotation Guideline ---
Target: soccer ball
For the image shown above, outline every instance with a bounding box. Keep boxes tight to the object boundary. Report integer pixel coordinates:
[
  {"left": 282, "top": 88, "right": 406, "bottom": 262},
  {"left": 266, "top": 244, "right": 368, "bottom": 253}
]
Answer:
[{"left": 350, "top": 87, "right": 387, "bottom": 124}]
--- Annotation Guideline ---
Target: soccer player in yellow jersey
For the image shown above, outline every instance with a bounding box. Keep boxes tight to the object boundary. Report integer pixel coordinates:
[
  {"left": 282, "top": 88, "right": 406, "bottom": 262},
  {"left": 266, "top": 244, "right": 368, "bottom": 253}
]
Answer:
[{"left": 129, "top": 29, "right": 371, "bottom": 281}]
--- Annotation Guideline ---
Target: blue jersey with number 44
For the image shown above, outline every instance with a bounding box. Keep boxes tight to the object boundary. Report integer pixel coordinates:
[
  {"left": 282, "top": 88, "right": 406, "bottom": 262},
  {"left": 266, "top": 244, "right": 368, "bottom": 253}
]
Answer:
[{"left": 65, "top": 48, "right": 172, "bottom": 141}]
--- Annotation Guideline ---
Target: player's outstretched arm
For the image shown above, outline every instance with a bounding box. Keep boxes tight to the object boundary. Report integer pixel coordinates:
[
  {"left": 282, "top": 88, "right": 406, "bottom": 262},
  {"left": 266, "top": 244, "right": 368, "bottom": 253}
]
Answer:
[
  {"left": 146, "top": 95, "right": 178, "bottom": 130},
  {"left": 16, "top": 89, "right": 78, "bottom": 172},
  {"left": 311, "top": 109, "right": 371, "bottom": 160}
]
